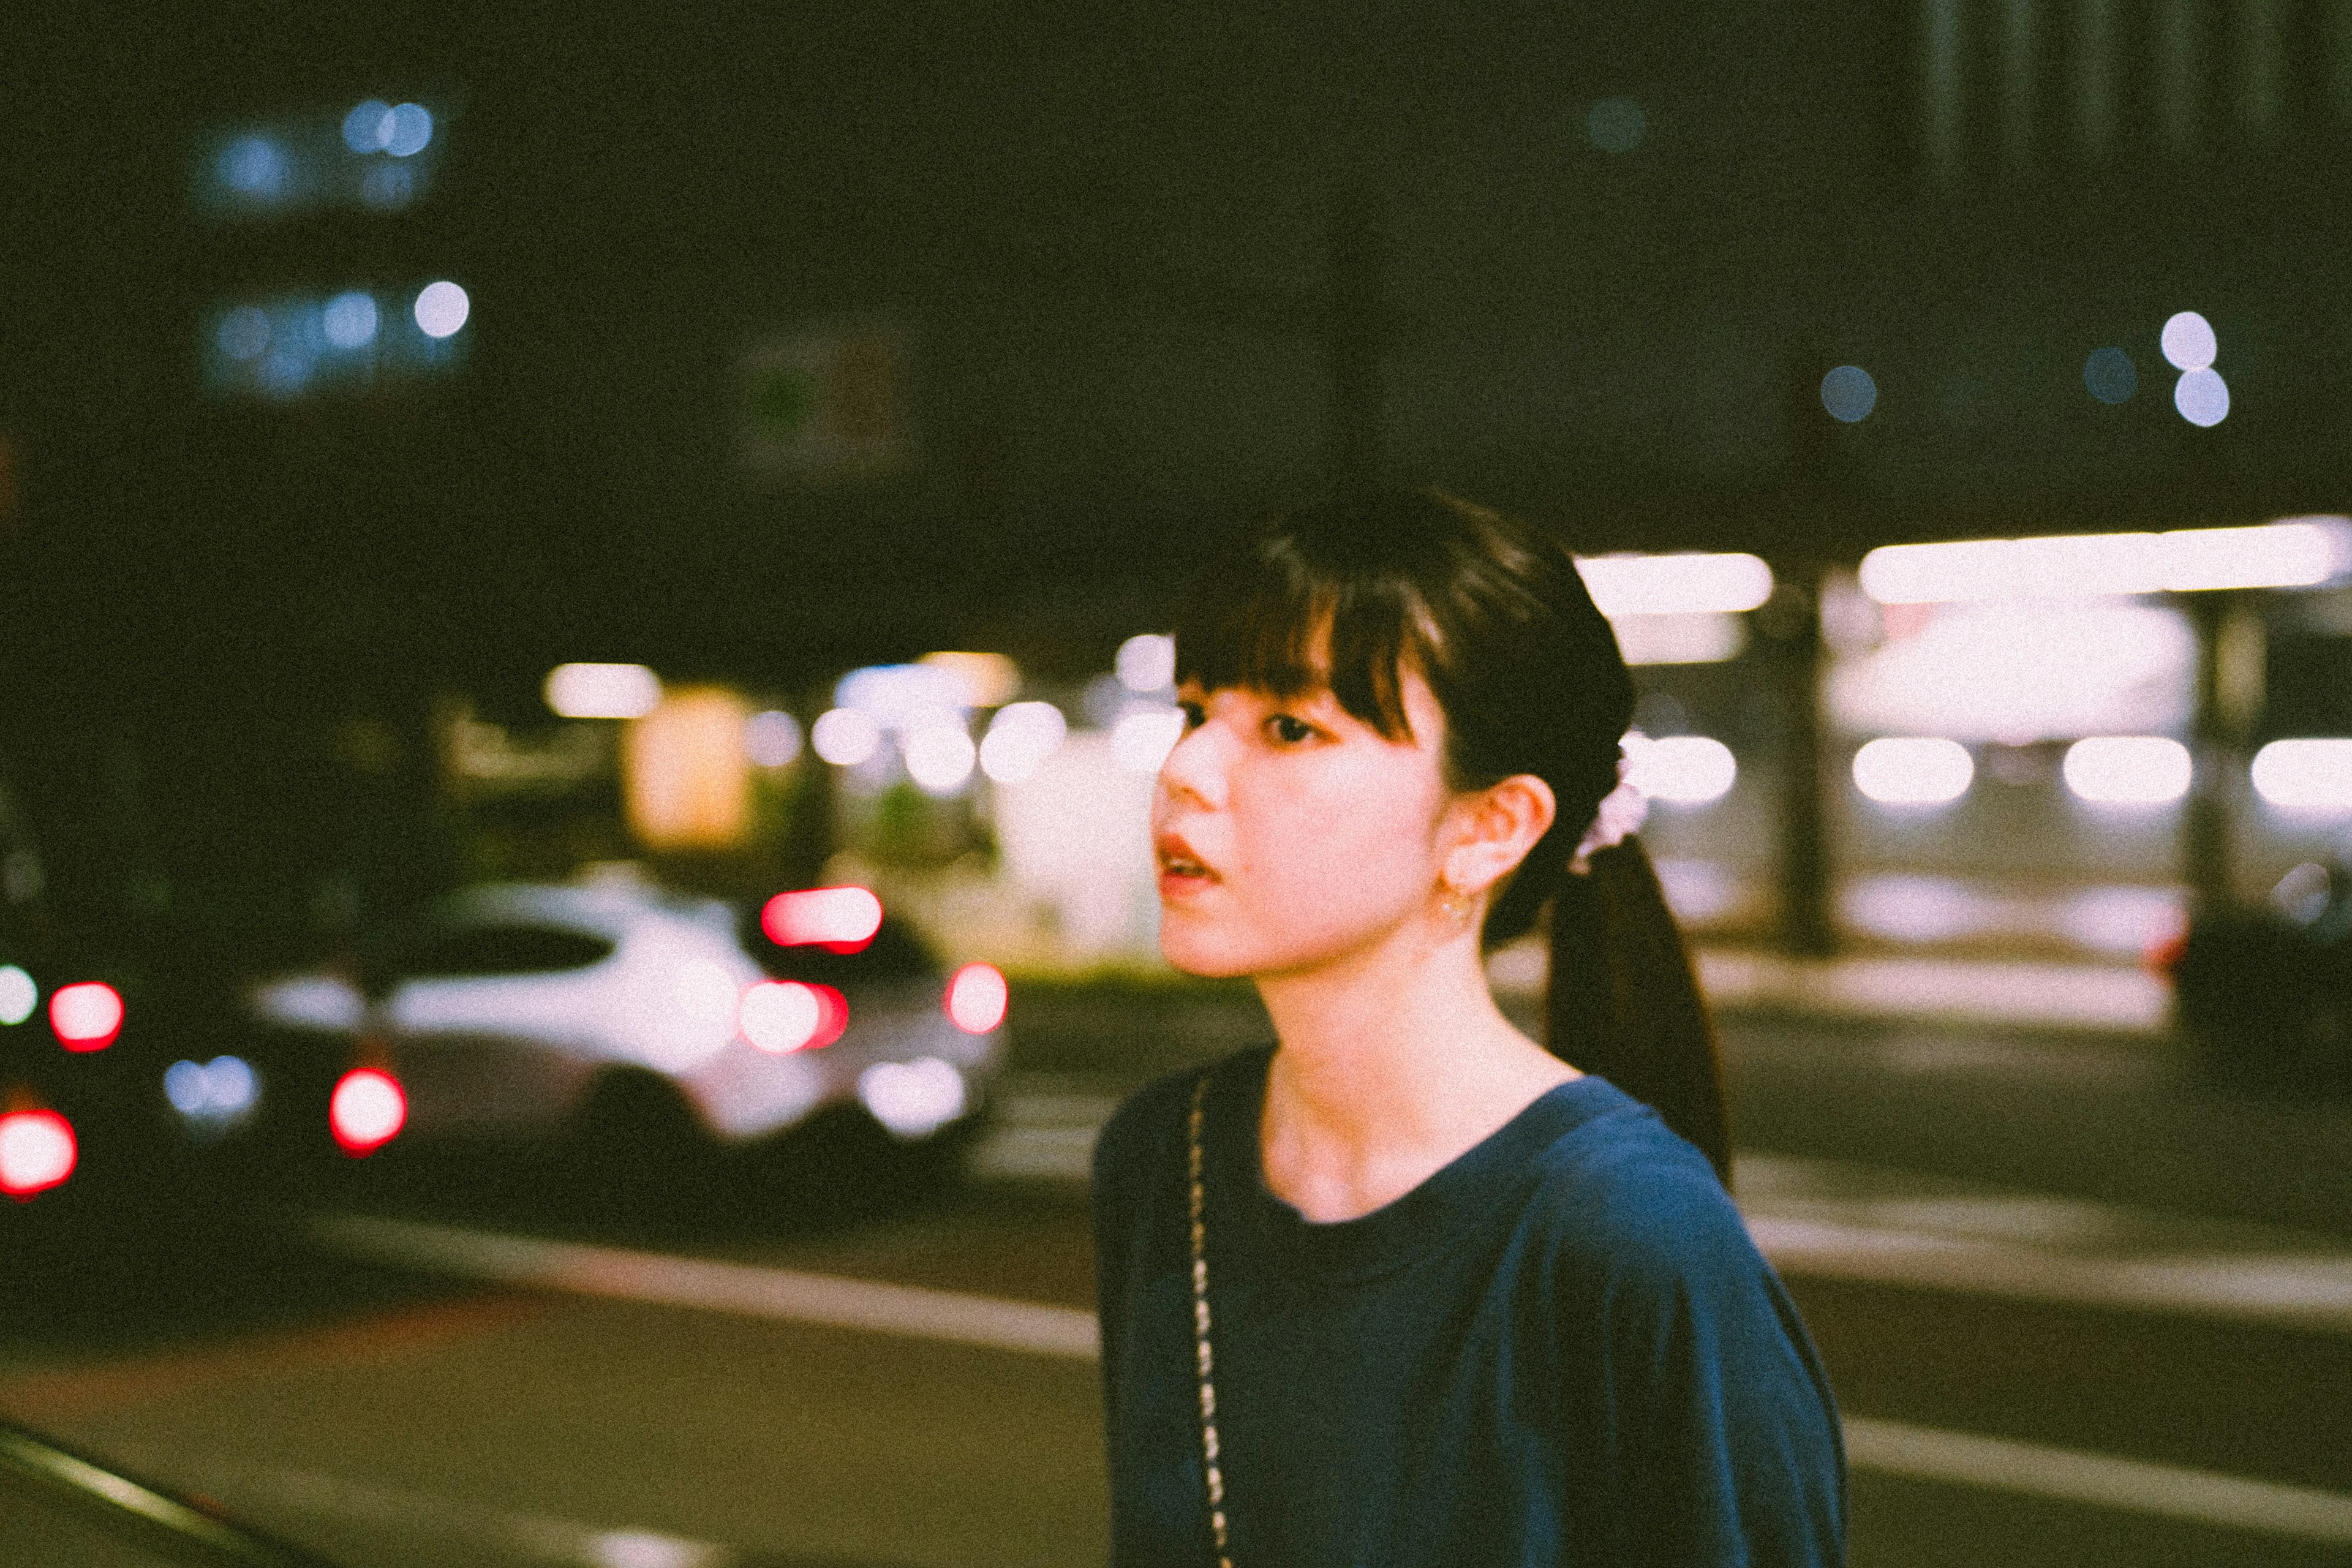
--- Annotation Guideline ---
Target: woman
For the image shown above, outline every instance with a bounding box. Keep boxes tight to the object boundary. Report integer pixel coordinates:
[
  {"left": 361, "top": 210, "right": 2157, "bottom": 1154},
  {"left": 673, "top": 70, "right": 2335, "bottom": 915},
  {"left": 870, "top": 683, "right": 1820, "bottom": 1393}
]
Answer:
[{"left": 1091, "top": 489, "right": 1845, "bottom": 1566}]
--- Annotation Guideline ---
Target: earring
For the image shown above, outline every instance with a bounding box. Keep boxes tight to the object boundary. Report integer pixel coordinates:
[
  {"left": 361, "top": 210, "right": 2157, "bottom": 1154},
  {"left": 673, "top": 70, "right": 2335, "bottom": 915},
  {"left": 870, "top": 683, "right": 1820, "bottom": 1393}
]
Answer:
[{"left": 1438, "top": 882, "right": 1478, "bottom": 930}]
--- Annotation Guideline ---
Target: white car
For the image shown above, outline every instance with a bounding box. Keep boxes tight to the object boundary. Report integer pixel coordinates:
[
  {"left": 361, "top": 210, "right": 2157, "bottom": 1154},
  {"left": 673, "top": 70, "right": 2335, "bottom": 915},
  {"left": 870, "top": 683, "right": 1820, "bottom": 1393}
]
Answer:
[{"left": 245, "top": 878, "right": 1005, "bottom": 1156}]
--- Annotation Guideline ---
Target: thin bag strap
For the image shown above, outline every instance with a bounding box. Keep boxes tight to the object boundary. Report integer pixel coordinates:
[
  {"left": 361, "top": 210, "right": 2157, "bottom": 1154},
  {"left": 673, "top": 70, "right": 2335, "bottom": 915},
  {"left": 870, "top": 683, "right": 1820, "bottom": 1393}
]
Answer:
[{"left": 1186, "top": 1069, "right": 1234, "bottom": 1568}]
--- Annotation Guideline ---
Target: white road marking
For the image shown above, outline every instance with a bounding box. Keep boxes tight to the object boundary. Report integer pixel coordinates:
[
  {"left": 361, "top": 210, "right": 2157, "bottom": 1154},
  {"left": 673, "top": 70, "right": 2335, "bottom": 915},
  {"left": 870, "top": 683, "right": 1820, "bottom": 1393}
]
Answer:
[
  {"left": 311, "top": 1212, "right": 2352, "bottom": 1545},
  {"left": 1748, "top": 1214, "right": 2352, "bottom": 1333},
  {"left": 309, "top": 1212, "right": 1101, "bottom": 1360},
  {"left": 1844, "top": 1417, "right": 2352, "bottom": 1546}
]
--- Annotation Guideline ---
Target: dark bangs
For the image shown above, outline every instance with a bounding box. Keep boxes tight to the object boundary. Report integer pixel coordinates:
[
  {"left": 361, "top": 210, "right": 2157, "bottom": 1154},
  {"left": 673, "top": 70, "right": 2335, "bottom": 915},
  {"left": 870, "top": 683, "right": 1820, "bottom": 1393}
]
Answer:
[{"left": 1172, "top": 507, "right": 1441, "bottom": 743}]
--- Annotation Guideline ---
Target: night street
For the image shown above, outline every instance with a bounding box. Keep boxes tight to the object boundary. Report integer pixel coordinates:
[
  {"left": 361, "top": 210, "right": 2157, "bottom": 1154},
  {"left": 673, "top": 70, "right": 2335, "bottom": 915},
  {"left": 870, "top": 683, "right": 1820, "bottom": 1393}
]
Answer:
[{"left": 5, "top": 1002, "right": 2349, "bottom": 1567}]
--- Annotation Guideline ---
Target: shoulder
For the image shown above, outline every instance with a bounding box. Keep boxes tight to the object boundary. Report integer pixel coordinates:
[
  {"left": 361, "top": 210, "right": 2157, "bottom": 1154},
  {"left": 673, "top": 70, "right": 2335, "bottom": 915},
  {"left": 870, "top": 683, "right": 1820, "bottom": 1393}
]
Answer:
[{"left": 1521, "top": 1080, "right": 1763, "bottom": 1300}]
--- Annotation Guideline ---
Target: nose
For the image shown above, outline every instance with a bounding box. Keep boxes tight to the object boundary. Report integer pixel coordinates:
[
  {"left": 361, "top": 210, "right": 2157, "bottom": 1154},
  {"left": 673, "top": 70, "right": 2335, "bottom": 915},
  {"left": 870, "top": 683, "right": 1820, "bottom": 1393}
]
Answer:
[{"left": 1155, "top": 714, "right": 1225, "bottom": 813}]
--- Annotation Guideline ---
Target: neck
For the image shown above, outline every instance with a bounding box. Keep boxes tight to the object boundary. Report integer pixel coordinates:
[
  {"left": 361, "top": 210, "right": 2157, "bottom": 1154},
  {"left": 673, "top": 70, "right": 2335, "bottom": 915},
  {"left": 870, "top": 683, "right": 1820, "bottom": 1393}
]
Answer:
[{"left": 1253, "top": 916, "right": 1574, "bottom": 1205}]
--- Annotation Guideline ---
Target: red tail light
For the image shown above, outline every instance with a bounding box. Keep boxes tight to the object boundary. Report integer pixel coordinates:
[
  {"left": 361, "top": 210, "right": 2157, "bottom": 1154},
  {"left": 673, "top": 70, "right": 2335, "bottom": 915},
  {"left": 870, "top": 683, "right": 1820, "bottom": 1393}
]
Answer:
[
  {"left": 0, "top": 1109, "right": 77, "bottom": 1198},
  {"left": 761, "top": 886, "right": 883, "bottom": 952},
  {"left": 330, "top": 1068, "right": 407, "bottom": 1155},
  {"left": 50, "top": 982, "right": 123, "bottom": 1052},
  {"left": 945, "top": 963, "right": 1008, "bottom": 1034},
  {"left": 737, "top": 980, "right": 848, "bottom": 1052}
]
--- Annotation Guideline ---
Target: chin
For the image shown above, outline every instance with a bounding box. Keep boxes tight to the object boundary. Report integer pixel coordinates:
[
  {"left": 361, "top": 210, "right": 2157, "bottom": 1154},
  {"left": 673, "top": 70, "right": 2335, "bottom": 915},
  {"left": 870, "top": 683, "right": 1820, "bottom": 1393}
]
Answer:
[{"left": 1157, "top": 922, "right": 1259, "bottom": 979}]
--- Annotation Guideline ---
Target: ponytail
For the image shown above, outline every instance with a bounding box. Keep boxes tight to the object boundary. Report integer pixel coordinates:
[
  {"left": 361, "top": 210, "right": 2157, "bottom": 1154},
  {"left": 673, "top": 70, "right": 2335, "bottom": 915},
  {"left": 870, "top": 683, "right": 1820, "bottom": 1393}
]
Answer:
[{"left": 1543, "top": 835, "right": 1732, "bottom": 1185}]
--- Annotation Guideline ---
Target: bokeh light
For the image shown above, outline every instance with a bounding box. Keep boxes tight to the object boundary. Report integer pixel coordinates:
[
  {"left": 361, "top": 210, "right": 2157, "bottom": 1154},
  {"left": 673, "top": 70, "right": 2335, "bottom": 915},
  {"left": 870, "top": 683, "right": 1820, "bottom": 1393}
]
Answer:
[
  {"left": 1115, "top": 633, "right": 1176, "bottom": 694},
  {"left": 165, "top": 1056, "right": 260, "bottom": 1121},
  {"left": 2174, "top": 368, "right": 2229, "bottom": 427},
  {"left": 2082, "top": 347, "right": 2137, "bottom": 404},
  {"left": 1852, "top": 737, "right": 1975, "bottom": 805},
  {"left": 413, "top": 281, "right": 470, "bottom": 339},
  {"left": 1586, "top": 97, "right": 1647, "bottom": 152},
  {"left": 1624, "top": 734, "right": 1738, "bottom": 804},
  {"left": 858, "top": 1058, "right": 965, "bottom": 1138},
  {"left": 761, "top": 886, "right": 883, "bottom": 950},
  {"left": 1821, "top": 365, "right": 1878, "bottom": 423},
  {"left": 545, "top": 663, "right": 662, "bottom": 719},
  {"left": 903, "top": 718, "right": 978, "bottom": 794},
  {"left": 2160, "top": 311, "right": 2217, "bottom": 371},
  {"left": 811, "top": 707, "right": 882, "bottom": 766},
  {"left": 342, "top": 100, "right": 395, "bottom": 153},
  {"left": 219, "top": 136, "right": 290, "bottom": 199},
  {"left": 50, "top": 982, "right": 122, "bottom": 1052},
  {"left": 1858, "top": 521, "right": 2348, "bottom": 603},
  {"left": 217, "top": 306, "right": 271, "bottom": 362},
  {"left": 0, "top": 1110, "right": 75, "bottom": 1198},
  {"left": 0, "top": 965, "right": 35, "bottom": 1026},
  {"left": 385, "top": 103, "right": 434, "bottom": 157},
  {"left": 322, "top": 291, "right": 380, "bottom": 350},
  {"left": 1575, "top": 552, "right": 1774, "bottom": 616},
  {"left": 330, "top": 1068, "right": 407, "bottom": 1155},
  {"left": 739, "top": 981, "right": 823, "bottom": 1053},
  {"left": 2061, "top": 737, "right": 2193, "bottom": 805},
  {"left": 918, "top": 652, "right": 1020, "bottom": 708},
  {"left": 744, "top": 710, "right": 803, "bottom": 768},
  {"left": 2250, "top": 739, "right": 2352, "bottom": 812},
  {"left": 979, "top": 701, "right": 1068, "bottom": 784},
  {"left": 945, "top": 963, "right": 1009, "bottom": 1034}
]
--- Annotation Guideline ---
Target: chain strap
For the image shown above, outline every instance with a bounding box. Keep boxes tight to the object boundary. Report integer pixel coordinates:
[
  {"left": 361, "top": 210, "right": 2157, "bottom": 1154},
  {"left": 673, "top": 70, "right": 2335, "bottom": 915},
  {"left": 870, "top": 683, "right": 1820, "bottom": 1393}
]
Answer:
[{"left": 1186, "top": 1069, "right": 1234, "bottom": 1568}]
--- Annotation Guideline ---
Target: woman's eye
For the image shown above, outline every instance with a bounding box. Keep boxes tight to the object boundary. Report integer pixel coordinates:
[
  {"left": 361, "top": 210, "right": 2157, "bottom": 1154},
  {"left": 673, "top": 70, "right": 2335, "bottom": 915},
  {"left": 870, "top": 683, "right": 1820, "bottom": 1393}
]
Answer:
[
  {"left": 1267, "top": 714, "right": 1314, "bottom": 745},
  {"left": 1178, "top": 702, "right": 1205, "bottom": 729}
]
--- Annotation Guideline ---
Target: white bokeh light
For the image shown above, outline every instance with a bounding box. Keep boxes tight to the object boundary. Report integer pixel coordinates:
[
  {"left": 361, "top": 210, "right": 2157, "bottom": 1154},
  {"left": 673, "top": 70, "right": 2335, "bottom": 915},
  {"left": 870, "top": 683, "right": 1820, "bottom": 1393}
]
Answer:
[
  {"left": 413, "top": 281, "right": 470, "bottom": 339},
  {"left": 902, "top": 718, "right": 978, "bottom": 794},
  {"left": 810, "top": 707, "right": 882, "bottom": 766},
  {"left": 2174, "top": 368, "right": 2230, "bottom": 427},
  {"left": 1623, "top": 734, "right": 1738, "bottom": 804},
  {"left": 2250, "top": 739, "right": 2352, "bottom": 813},
  {"left": 739, "top": 981, "right": 822, "bottom": 1054},
  {"left": 1575, "top": 553, "right": 1774, "bottom": 616},
  {"left": 744, "top": 710, "right": 803, "bottom": 768},
  {"left": 1852, "top": 737, "right": 1975, "bottom": 805},
  {"left": 1115, "top": 633, "right": 1177, "bottom": 693},
  {"left": 979, "top": 701, "right": 1068, "bottom": 784},
  {"left": 2160, "top": 311, "right": 2217, "bottom": 371},
  {"left": 545, "top": 663, "right": 661, "bottom": 719},
  {"left": 2061, "top": 737, "right": 2193, "bottom": 805}
]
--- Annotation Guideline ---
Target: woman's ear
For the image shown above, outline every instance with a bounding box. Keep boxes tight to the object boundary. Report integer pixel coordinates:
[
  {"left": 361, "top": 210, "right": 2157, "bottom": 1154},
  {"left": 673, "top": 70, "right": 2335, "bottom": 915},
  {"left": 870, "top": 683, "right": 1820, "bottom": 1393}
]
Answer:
[{"left": 1444, "top": 774, "right": 1557, "bottom": 895}]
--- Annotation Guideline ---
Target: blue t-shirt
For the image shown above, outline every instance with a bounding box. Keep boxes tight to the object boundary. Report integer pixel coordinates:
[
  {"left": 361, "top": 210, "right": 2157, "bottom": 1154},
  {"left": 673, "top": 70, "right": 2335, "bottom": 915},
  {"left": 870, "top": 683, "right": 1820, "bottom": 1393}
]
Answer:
[{"left": 1091, "top": 1047, "right": 1846, "bottom": 1567}]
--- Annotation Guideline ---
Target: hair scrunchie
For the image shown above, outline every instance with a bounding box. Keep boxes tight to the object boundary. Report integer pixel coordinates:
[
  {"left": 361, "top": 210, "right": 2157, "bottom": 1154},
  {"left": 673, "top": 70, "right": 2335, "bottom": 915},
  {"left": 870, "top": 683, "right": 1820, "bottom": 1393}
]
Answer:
[{"left": 1568, "top": 756, "right": 1648, "bottom": 876}]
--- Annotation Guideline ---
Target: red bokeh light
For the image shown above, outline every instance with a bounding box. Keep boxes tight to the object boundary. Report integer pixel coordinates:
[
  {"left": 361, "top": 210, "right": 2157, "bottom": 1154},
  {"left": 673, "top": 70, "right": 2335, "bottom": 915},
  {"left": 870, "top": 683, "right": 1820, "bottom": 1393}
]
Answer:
[
  {"left": 50, "top": 982, "right": 123, "bottom": 1052},
  {"left": 761, "top": 886, "right": 883, "bottom": 952},
  {"left": 330, "top": 1068, "right": 407, "bottom": 1155},
  {"left": 803, "top": 983, "right": 850, "bottom": 1049},
  {"left": 740, "top": 981, "right": 819, "bottom": 1052},
  {"left": 0, "top": 1109, "right": 76, "bottom": 1199},
  {"left": 945, "top": 963, "right": 1008, "bottom": 1034}
]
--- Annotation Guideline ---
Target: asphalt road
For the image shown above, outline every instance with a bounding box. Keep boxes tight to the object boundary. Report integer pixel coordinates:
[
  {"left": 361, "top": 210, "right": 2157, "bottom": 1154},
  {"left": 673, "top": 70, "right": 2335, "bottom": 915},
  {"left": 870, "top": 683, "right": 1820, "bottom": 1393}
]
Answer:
[{"left": 2, "top": 999, "right": 2349, "bottom": 1567}]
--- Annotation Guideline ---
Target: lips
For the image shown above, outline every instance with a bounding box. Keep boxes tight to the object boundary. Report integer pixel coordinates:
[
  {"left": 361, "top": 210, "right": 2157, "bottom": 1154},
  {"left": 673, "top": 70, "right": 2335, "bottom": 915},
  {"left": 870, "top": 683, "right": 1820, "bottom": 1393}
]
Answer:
[{"left": 1154, "top": 831, "right": 1216, "bottom": 884}]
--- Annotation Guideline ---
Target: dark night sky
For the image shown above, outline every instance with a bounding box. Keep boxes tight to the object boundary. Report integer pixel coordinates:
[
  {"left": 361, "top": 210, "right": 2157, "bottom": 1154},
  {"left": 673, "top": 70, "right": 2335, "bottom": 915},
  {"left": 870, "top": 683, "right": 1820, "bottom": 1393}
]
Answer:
[{"left": 4, "top": 1, "right": 2349, "bottom": 704}]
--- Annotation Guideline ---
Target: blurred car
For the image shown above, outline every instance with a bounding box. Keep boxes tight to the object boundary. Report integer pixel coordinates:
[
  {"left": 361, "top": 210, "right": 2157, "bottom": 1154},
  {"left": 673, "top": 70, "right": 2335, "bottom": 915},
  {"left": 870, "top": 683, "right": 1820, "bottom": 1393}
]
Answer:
[
  {"left": 1, "top": 1415, "right": 338, "bottom": 1565},
  {"left": 2167, "top": 854, "right": 2352, "bottom": 1087},
  {"left": 241, "top": 875, "right": 1007, "bottom": 1165},
  {"left": 0, "top": 807, "right": 257, "bottom": 1216}
]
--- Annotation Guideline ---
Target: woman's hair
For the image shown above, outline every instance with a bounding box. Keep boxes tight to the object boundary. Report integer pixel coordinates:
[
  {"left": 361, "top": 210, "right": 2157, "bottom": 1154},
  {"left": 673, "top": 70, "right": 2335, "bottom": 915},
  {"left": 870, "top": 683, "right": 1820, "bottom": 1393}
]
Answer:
[{"left": 1173, "top": 488, "right": 1730, "bottom": 1182}]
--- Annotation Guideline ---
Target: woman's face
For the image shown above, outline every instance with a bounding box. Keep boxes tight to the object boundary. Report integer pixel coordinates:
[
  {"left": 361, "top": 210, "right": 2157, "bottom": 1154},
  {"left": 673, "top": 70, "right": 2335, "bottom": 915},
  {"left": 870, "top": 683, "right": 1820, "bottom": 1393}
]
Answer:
[{"left": 1152, "top": 667, "right": 1457, "bottom": 979}]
